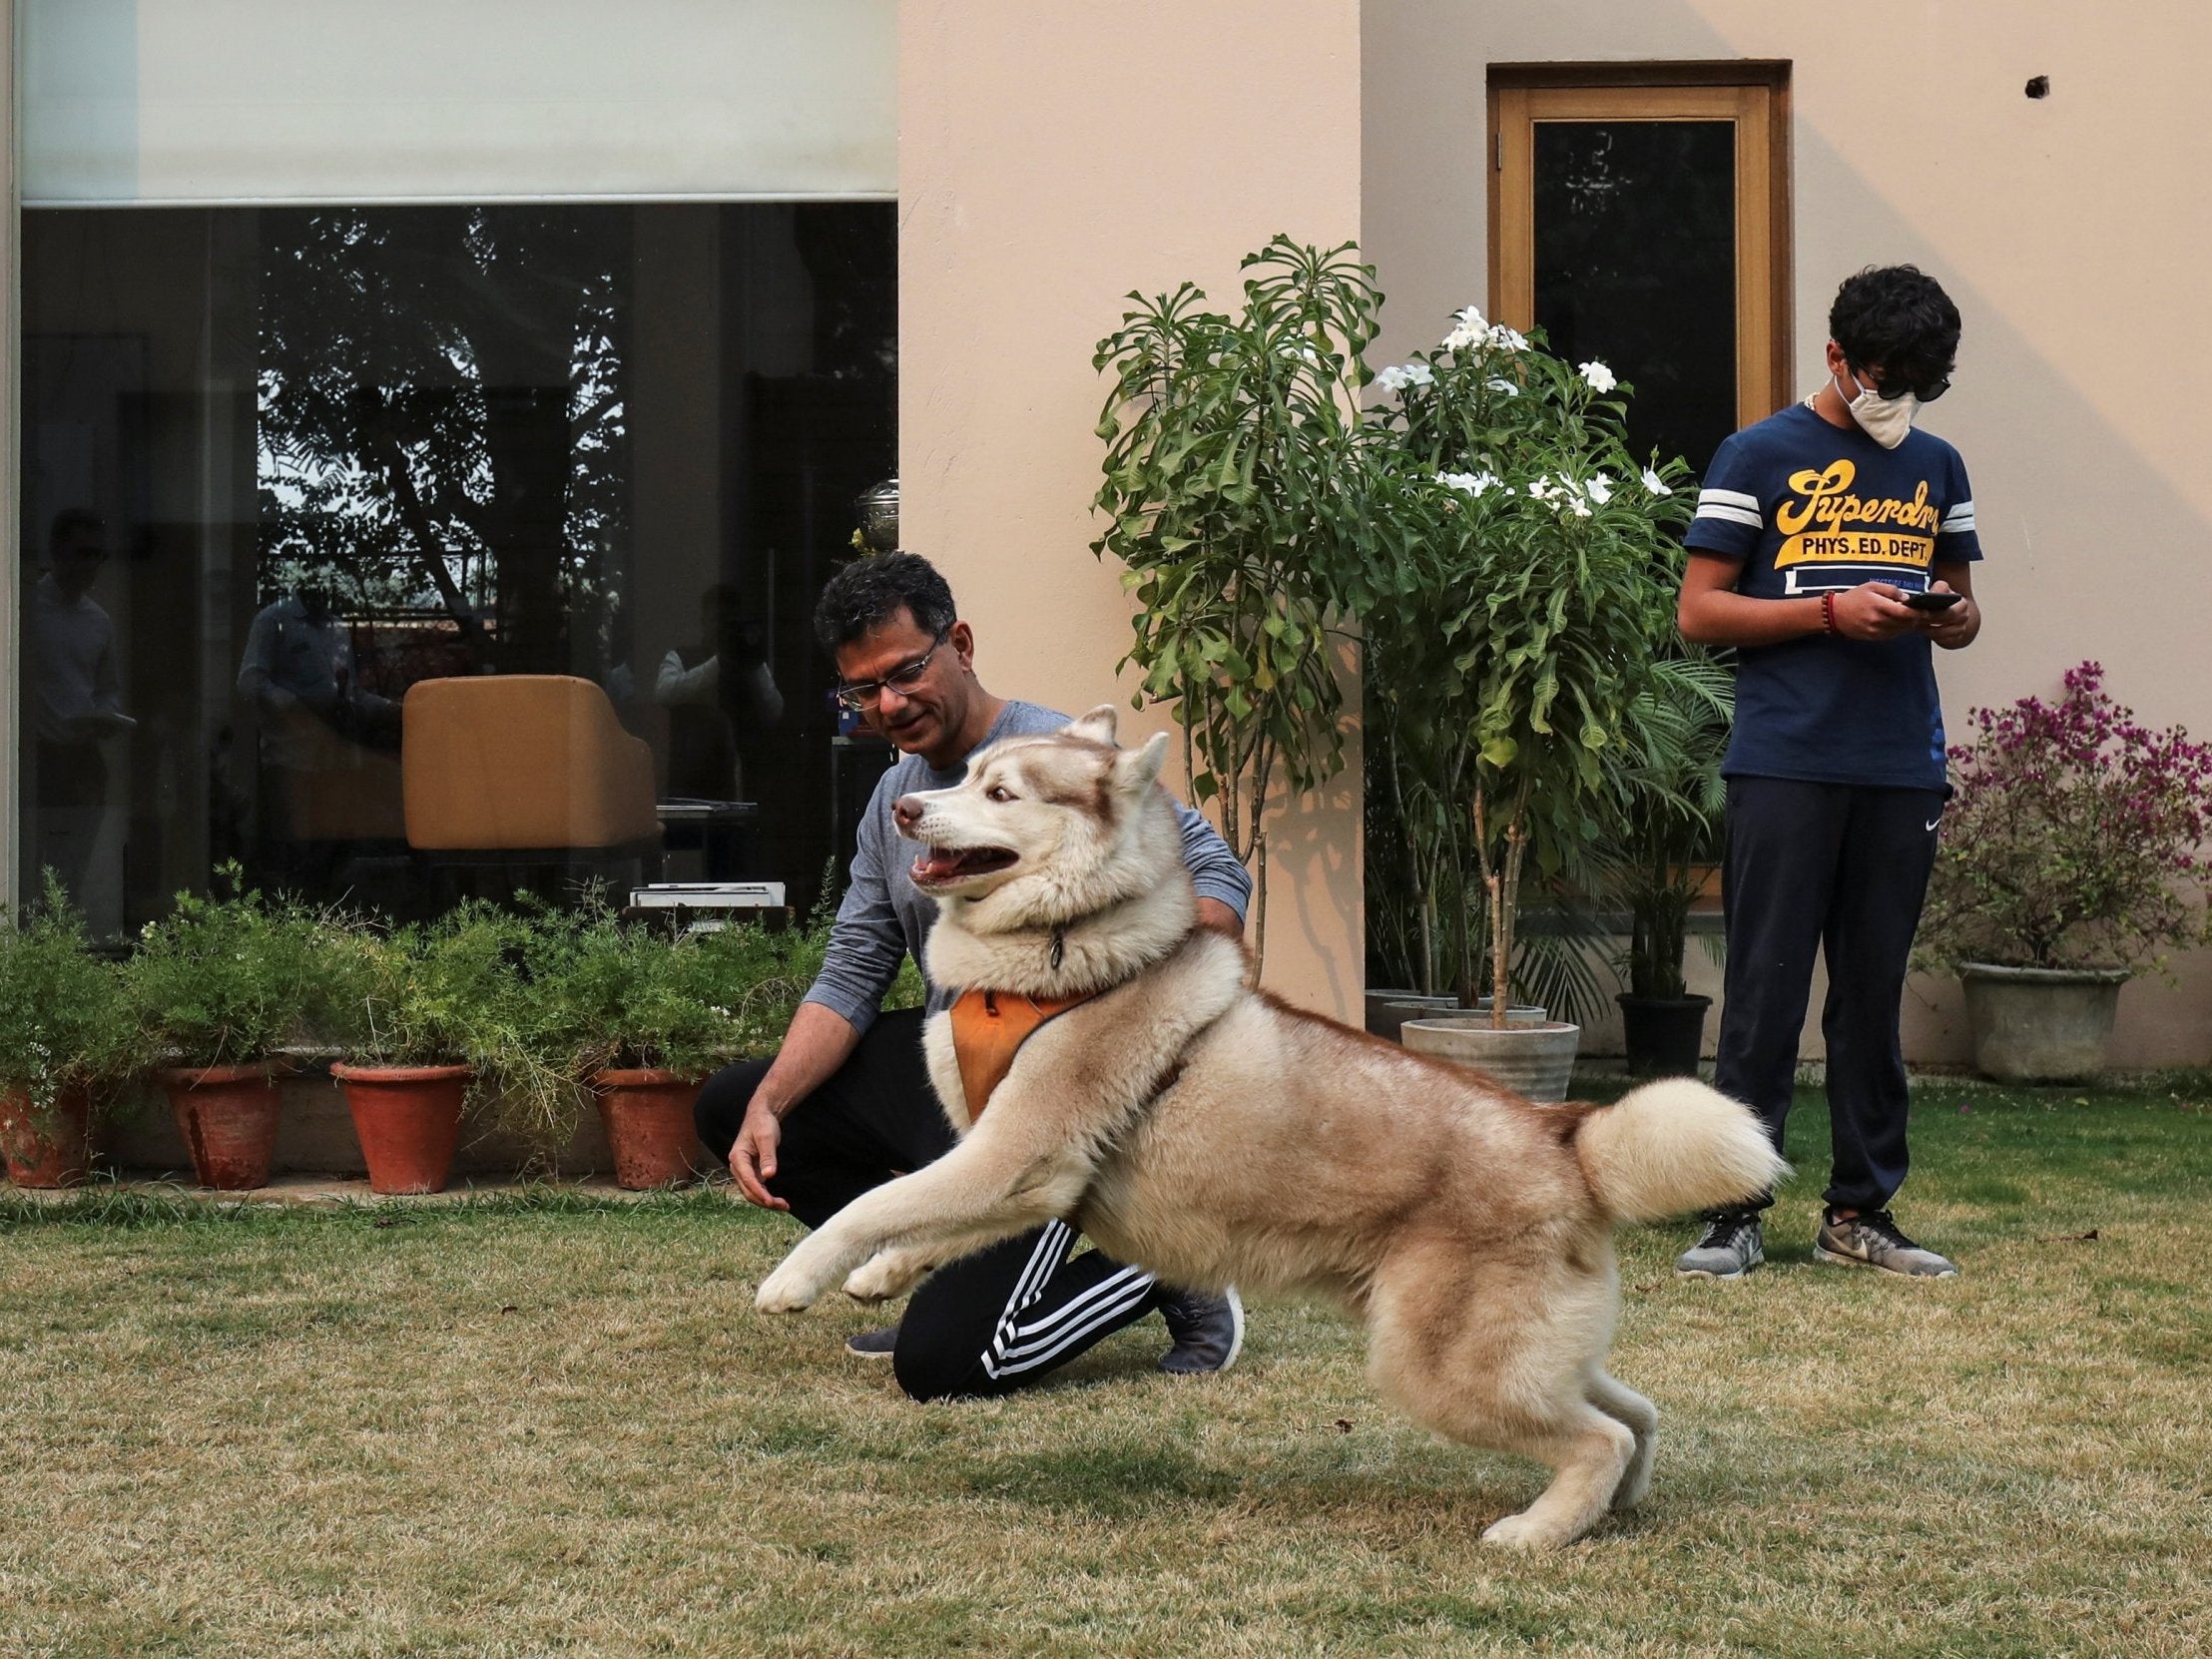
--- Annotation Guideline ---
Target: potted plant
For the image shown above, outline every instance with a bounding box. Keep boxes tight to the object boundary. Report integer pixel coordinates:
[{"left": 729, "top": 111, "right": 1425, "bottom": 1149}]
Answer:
[
  {"left": 1918, "top": 662, "right": 2212, "bottom": 1081},
  {"left": 543, "top": 902, "right": 819, "bottom": 1189},
  {"left": 1359, "top": 307, "right": 1694, "bottom": 1100},
  {"left": 323, "top": 903, "right": 546, "bottom": 1194},
  {"left": 1602, "top": 649, "right": 1732, "bottom": 1077},
  {"left": 121, "top": 863, "right": 330, "bottom": 1189},
  {"left": 0, "top": 874, "right": 142, "bottom": 1186},
  {"left": 1091, "top": 236, "right": 1379, "bottom": 971}
]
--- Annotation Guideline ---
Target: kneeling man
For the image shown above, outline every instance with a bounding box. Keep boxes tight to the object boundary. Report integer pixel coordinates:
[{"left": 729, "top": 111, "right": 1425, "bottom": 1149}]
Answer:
[{"left": 696, "top": 553, "right": 1249, "bottom": 1399}]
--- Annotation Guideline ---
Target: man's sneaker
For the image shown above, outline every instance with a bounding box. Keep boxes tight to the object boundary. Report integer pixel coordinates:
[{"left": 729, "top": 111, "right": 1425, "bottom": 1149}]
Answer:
[
  {"left": 1157, "top": 1285, "right": 1244, "bottom": 1376},
  {"left": 1676, "top": 1211, "right": 1764, "bottom": 1279},
  {"left": 1815, "top": 1209, "right": 1958, "bottom": 1279},
  {"left": 844, "top": 1324, "right": 899, "bottom": 1359}
]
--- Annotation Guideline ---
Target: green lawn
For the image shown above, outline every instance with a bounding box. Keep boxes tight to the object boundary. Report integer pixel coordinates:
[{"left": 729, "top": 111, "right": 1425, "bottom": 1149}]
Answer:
[{"left": 3, "top": 1079, "right": 2208, "bottom": 1657}]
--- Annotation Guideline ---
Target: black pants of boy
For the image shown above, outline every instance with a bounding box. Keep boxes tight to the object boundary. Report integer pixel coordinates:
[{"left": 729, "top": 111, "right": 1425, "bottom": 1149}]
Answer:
[
  {"left": 694, "top": 1007, "right": 1164, "bottom": 1401},
  {"left": 1713, "top": 776, "right": 1946, "bottom": 1216}
]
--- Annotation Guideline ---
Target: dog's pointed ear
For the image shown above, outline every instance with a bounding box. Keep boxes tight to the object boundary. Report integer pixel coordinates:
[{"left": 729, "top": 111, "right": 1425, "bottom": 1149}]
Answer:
[
  {"left": 1116, "top": 731, "right": 1170, "bottom": 793},
  {"left": 1064, "top": 704, "right": 1120, "bottom": 746}
]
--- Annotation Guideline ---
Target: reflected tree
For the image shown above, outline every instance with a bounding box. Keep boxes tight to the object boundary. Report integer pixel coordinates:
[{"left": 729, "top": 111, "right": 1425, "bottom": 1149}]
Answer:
[{"left": 257, "top": 207, "right": 630, "bottom": 675}]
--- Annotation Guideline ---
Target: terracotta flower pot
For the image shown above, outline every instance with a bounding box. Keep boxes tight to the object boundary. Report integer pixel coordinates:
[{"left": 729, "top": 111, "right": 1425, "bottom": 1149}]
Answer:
[
  {"left": 331, "top": 1062, "right": 470, "bottom": 1195},
  {"left": 590, "top": 1069, "right": 708, "bottom": 1190},
  {"left": 0, "top": 1085, "right": 94, "bottom": 1188},
  {"left": 161, "top": 1064, "right": 283, "bottom": 1190}
]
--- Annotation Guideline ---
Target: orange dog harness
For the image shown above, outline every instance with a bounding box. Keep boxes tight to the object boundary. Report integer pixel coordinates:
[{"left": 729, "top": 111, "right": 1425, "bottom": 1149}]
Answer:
[{"left": 947, "top": 987, "right": 1098, "bottom": 1122}]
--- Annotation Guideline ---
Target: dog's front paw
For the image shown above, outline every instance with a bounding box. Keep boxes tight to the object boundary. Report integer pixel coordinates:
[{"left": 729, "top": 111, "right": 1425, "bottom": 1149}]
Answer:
[
  {"left": 1480, "top": 1511, "right": 1567, "bottom": 1551},
  {"left": 844, "top": 1247, "right": 934, "bottom": 1305},
  {"left": 756, "top": 1254, "right": 832, "bottom": 1315}
]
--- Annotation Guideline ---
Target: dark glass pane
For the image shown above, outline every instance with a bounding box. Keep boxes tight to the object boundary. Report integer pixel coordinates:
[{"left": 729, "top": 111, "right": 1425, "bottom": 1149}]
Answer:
[
  {"left": 1533, "top": 120, "right": 1737, "bottom": 478},
  {"left": 19, "top": 203, "right": 895, "bottom": 932}
]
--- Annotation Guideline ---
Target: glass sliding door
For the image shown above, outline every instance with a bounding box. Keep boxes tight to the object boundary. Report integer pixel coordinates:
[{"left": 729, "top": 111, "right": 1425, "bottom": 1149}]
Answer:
[{"left": 18, "top": 202, "right": 895, "bottom": 930}]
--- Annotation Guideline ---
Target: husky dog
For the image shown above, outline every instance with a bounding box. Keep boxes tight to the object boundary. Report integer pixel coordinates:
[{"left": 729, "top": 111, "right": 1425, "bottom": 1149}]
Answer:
[{"left": 757, "top": 708, "right": 1785, "bottom": 1548}]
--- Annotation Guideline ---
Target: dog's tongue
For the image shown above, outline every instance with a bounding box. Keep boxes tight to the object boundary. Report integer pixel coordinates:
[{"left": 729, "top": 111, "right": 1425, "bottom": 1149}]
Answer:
[{"left": 912, "top": 849, "right": 968, "bottom": 882}]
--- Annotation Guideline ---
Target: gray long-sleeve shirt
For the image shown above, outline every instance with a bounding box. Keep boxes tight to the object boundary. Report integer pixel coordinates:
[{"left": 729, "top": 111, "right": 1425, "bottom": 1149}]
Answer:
[{"left": 803, "top": 701, "right": 1253, "bottom": 1034}]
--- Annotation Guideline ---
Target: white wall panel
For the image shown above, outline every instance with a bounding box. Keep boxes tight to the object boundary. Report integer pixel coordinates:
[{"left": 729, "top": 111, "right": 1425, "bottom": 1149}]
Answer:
[{"left": 21, "top": 0, "right": 894, "bottom": 206}]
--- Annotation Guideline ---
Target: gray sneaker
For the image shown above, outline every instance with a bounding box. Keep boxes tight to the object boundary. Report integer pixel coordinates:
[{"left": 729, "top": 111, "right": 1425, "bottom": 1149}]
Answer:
[
  {"left": 1815, "top": 1209, "right": 1958, "bottom": 1278},
  {"left": 844, "top": 1324, "right": 899, "bottom": 1359},
  {"left": 1157, "top": 1285, "right": 1244, "bottom": 1376},
  {"left": 1676, "top": 1211, "right": 1764, "bottom": 1279}
]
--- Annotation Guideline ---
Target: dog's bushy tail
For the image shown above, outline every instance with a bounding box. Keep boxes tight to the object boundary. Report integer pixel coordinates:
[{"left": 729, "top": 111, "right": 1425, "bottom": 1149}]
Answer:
[{"left": 1575, "top": 1078, "right": 1789, "bottom": 1225}]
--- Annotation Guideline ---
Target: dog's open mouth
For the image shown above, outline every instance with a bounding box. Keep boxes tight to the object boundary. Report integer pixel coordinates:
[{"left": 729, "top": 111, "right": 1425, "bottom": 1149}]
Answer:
[{"left": 909, "top": 845, "right": 1019, "bottom": 886}]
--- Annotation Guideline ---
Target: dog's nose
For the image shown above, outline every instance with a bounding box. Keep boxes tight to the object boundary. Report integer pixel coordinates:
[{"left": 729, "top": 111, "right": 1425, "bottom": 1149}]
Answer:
[{"left": 892, "top": 795, "right": 924, "bottom": 830}]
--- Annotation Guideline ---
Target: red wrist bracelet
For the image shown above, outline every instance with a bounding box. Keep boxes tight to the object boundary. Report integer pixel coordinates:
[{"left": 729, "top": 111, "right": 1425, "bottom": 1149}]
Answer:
[{"left": 1821, "top": 592, "right": 1838, "bottom": 636}]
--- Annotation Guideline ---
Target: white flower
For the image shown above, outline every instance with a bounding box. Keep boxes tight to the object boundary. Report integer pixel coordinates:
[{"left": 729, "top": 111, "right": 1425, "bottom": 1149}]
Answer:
[
  {"left": 1374, "top": 361, "right": 1433, "bottom": 392},
  {"left": 1640, "top": 467, "right": 1673, "bottom": 496},
  {"left": 1442, "top": 324, "right": 1480, "bottom": 352},
  {"left": 1524, "top": 477, "right": 1556, "bottom": 502},
  {"left": 1452, "top": 303, "right": 1486, "bottom": 330},
  {"left": 1578, "top": 360, "right": 1617, "bottom": 393},
  {"left": 1436, "top": 469, "right": 1501, "bottom": 497},
  {"left": 1486, "top": 324, "right": 1529, "bottom": 352},
  {"left": 1485, "top": 376, "right": 1519, "bottom": 397},
  {"left": 1585, "top": 472, "right": 1614, "bottom": 506},
  {"left": 1568, "top": 497, "right": 1593, "bottom": 518}
]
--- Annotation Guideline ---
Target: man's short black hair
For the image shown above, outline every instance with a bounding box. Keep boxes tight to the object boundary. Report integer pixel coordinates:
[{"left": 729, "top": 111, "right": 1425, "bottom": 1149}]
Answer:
[
  {"left": 1829, "top": 266, "right": 1961, "bottom": 393},
  {"left": 48, "top": 508, "right": 105, "bottom": 555},
  {"left": 813, "top": 552, "right": 957, "bottom": 655}
]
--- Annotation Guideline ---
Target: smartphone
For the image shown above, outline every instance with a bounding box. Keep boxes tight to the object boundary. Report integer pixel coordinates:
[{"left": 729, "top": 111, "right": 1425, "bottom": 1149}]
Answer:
[{"left": 1900, "top": 589, "right": 1963, "bottom": 612}]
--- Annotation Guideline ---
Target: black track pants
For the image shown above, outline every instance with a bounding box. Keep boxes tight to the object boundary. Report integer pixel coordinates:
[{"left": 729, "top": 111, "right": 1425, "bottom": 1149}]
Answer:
[
  {"left": 695, "top": 1008, "right": 1163, "bottom": 1399},
  {"left": 1712, "top": 777, "right": 1946, "bottom": 1215}
]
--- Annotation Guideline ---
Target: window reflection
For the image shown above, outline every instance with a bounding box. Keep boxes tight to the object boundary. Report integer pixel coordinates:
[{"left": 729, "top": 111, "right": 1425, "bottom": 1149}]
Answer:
[{"left": 19, "top": 203, "right": 896, "bottom": 931}]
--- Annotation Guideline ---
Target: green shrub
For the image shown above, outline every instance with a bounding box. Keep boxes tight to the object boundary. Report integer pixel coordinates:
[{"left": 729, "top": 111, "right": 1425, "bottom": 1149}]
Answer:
[
  {"left": 544, "top": 904, "right": 823, "bottom": 1079},
  {"left": 120, "top": 863, "right": 336, "bottom": 1072},
  {"left": 0, "top": 872, "right": 140, "bottom": 1118}
]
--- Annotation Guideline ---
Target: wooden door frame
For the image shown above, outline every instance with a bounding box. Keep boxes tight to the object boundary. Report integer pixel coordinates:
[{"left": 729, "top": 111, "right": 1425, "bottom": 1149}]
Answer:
[{"left": 1487, "top": 62, "right": 1794, "bottom": 426}]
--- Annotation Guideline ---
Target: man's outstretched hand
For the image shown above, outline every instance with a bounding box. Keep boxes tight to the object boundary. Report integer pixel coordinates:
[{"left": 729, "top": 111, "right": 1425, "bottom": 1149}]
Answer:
[{"left": 730, "top": 1100, "right": 790, "bottom": 1211}]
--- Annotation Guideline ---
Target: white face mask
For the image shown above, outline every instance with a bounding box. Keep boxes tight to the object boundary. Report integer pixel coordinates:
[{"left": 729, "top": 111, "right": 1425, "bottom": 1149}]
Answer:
[{"left": 1837, "top": 367, "right": 1919, "bottom": 449}]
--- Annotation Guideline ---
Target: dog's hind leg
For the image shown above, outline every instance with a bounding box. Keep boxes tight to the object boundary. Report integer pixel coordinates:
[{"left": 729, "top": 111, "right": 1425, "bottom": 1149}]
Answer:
[
  {"left": 1365, "top": 1245, "right": 1632, "bottom": 1550},
  {"left": 1584, "top": 1371, "right": 1659, "bottom": 1512}
]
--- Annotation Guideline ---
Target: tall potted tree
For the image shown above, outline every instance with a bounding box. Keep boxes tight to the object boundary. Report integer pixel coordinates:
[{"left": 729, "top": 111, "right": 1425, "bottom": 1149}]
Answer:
[
  {"left": 1091, "top": 236, "right": 1379, "bottom": 970},
  {"left": 1360, "top": 311, "right": 1694, "bottom": 1099},
  {"left": 0, "top": 875, "right": 140, "bottom": 1187},
  {"left": 122, "top": 866, "right": 334, "bottom": 1189},
  {"left": 1918, "top": 662, "right": 2212, "bottom": 1081}
]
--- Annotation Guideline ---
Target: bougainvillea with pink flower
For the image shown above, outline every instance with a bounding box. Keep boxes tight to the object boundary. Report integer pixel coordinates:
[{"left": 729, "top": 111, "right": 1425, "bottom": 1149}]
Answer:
[{"left": 1919, "top": 663, "right": 2212, "bottom": 972}]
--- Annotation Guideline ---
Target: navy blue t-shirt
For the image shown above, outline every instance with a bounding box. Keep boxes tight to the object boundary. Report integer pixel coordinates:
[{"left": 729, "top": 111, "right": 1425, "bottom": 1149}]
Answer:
[{"left": 1685, "top": 401, "right": 1982, "bottom": 790}]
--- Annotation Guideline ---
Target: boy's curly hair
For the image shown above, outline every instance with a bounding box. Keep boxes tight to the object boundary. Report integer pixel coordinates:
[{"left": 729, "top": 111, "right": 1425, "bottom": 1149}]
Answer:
[{"left": 1829, "top": 266, "right": 1961, "bottom": 393}]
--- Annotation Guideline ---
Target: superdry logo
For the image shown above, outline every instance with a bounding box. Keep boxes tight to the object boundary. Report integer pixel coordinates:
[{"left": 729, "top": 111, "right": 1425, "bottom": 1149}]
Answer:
[{"left": 1774, "top": 458, "right": 1939, "bottom": 571}]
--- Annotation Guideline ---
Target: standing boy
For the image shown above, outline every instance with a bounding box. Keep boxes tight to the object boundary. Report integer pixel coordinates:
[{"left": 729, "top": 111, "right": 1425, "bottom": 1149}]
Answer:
[{"left": 1674, "top": 266, "right": 1983, "bottom": 1280}]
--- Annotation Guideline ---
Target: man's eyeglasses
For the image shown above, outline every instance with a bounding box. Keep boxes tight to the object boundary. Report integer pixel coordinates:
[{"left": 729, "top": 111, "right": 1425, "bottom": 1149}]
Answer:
[{"left": 834, "top": 629, "right": 949, "bottom": 711}]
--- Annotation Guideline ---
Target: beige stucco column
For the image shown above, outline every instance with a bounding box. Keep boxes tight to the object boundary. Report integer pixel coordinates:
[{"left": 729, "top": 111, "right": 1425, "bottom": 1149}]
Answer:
[{"left": 896, "top": 0, "right": 1368, "bottom": 1017}]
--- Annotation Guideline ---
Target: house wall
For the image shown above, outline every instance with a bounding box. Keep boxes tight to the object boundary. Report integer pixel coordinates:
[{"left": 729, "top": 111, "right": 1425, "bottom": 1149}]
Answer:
[
  {"left": 897, "top": 0, "right": 1368, "bottom": 1017},
  {"left": 1365, "top": 0, "right": 2212, "bottom": 1068}
]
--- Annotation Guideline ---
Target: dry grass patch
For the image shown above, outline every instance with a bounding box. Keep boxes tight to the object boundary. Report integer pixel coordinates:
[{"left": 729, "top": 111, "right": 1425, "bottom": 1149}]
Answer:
[{"left": 3, "top": 1081, "right": 2209, "bottom": 1657}]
